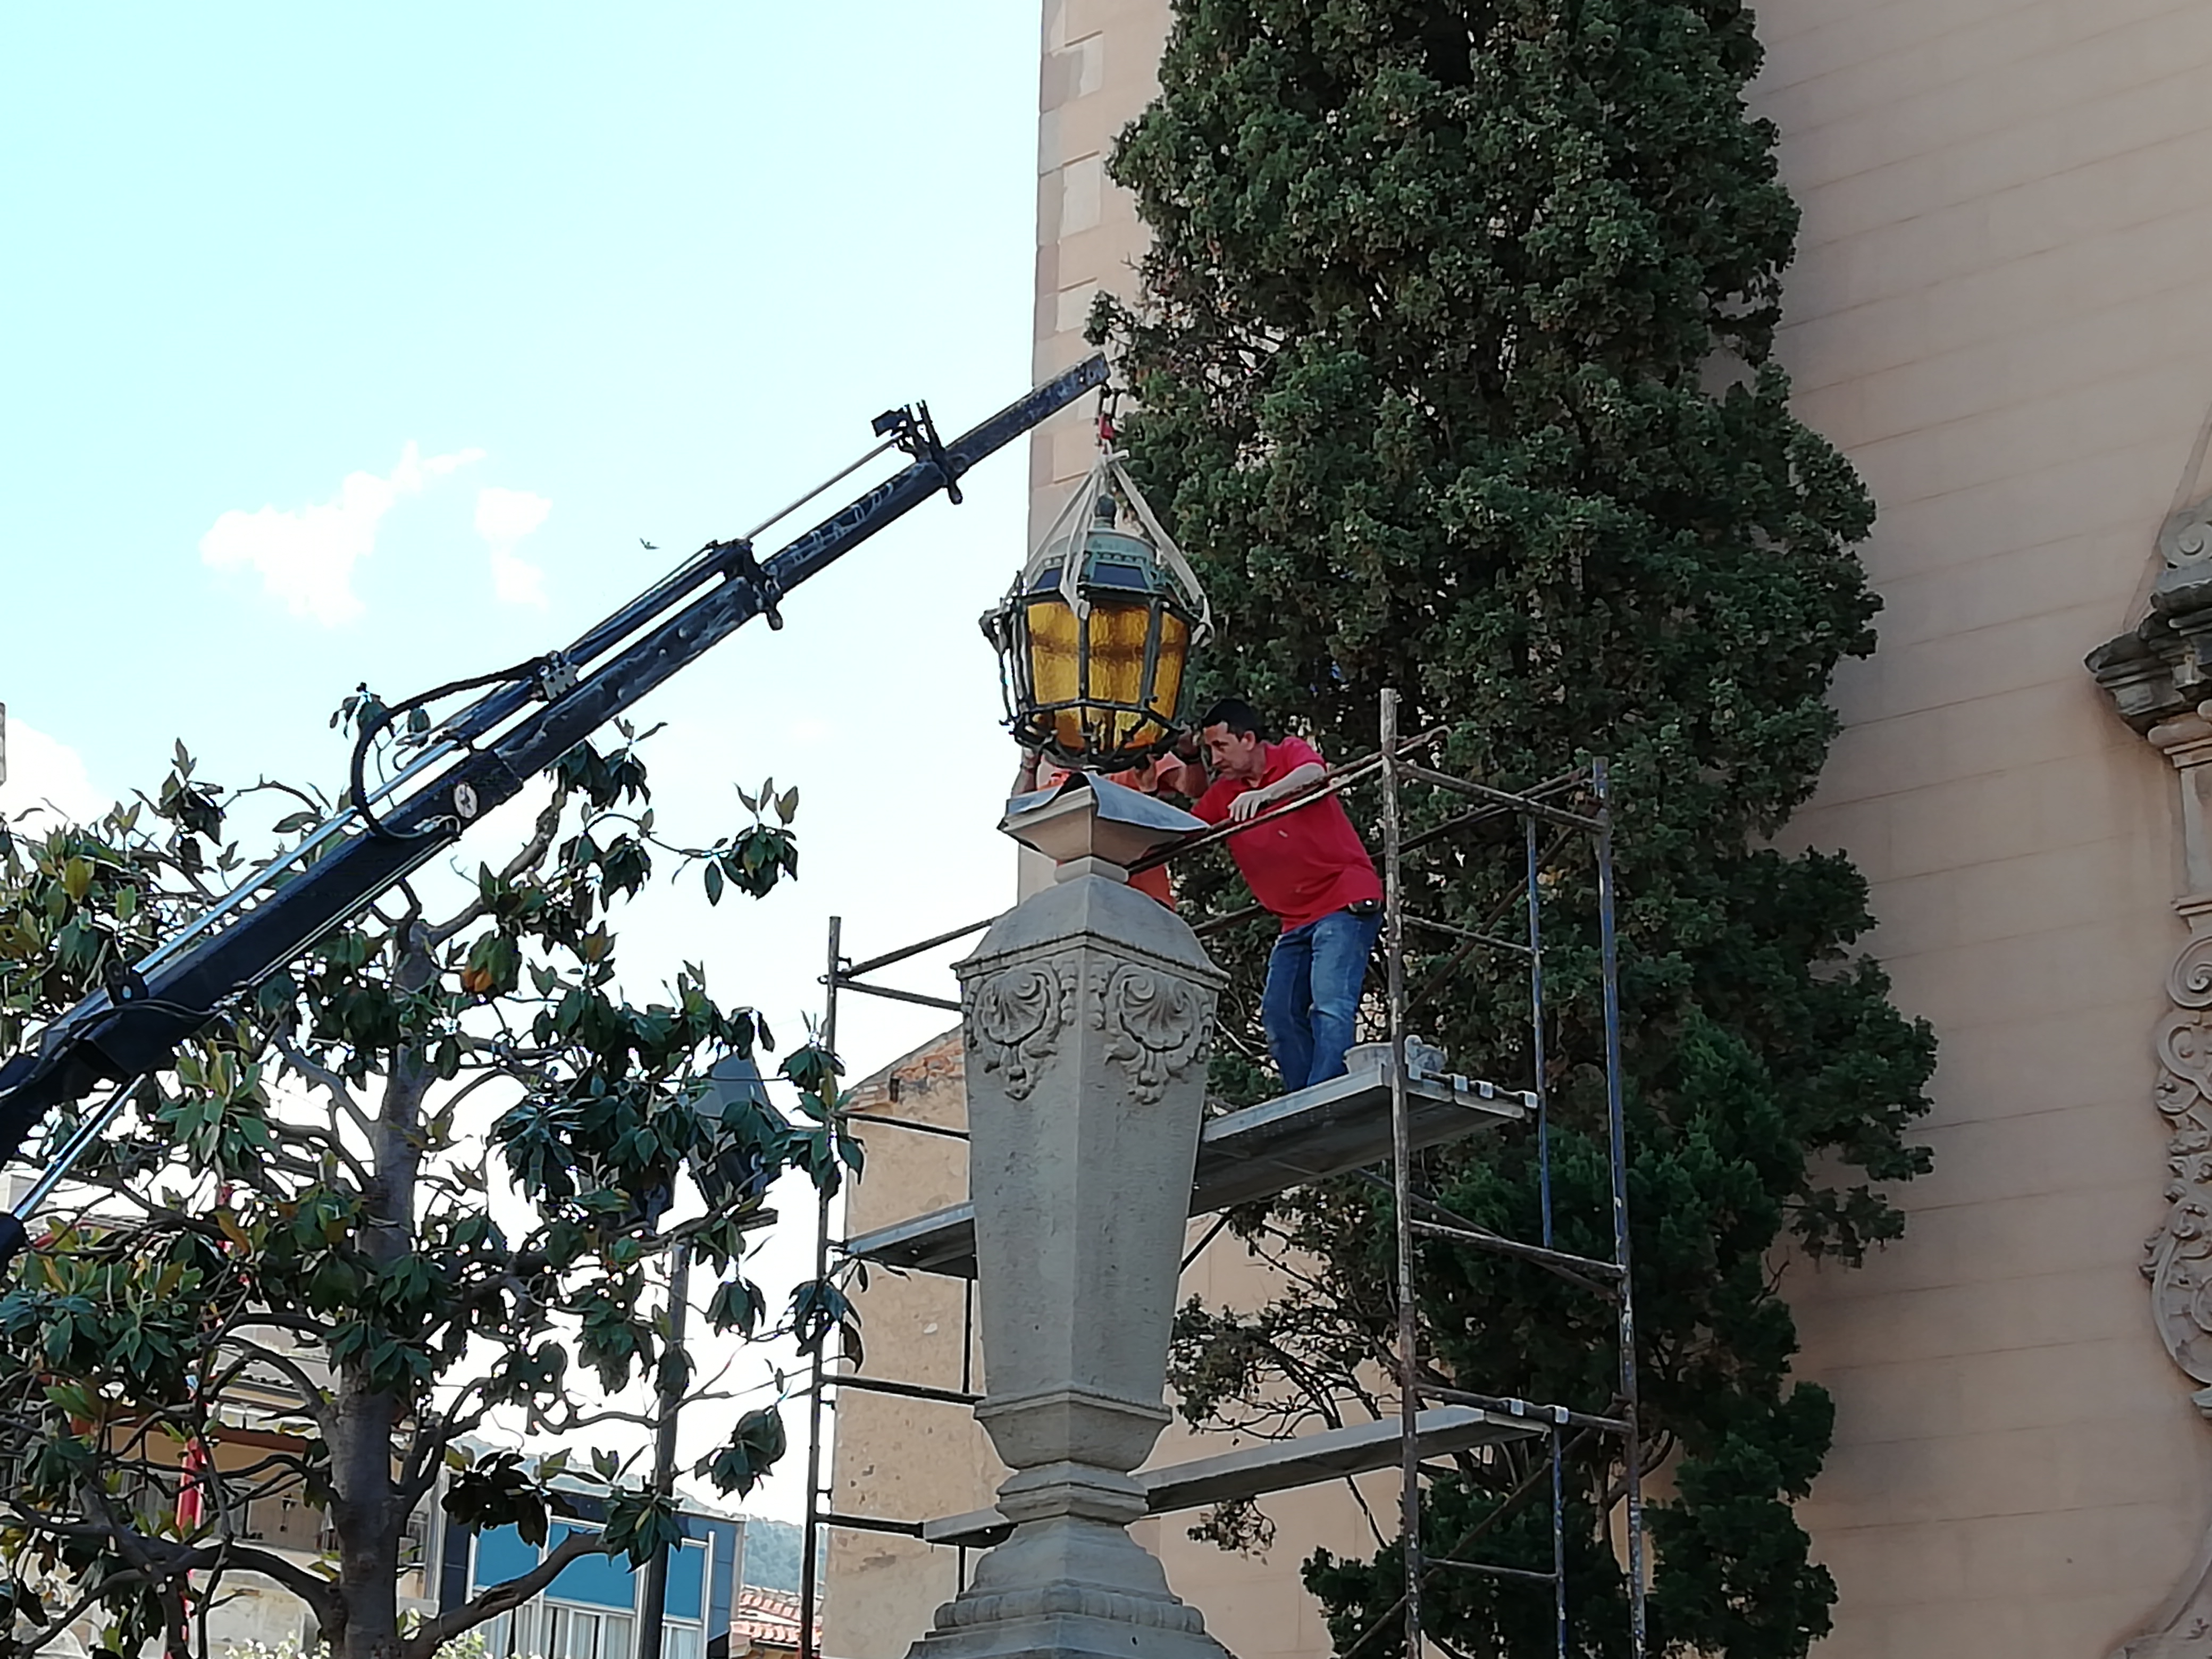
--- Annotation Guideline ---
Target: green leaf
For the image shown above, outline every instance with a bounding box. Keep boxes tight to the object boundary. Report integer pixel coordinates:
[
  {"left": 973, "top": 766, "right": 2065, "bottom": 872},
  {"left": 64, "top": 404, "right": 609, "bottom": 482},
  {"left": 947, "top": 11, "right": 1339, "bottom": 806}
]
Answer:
[
  {"left": 706, "top": 1277, "right": 767, "bottom": 1337},
  {"left": 696, "top": 1405, "right": 787, "bottom": 1498}
]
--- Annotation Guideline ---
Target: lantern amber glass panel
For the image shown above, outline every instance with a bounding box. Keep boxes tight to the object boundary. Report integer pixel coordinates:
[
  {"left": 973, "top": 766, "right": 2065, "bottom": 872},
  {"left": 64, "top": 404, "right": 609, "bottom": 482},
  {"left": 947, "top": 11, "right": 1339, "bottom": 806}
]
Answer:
[{"left": 991, "top": 498, "right": 1204, "bottom": 773}]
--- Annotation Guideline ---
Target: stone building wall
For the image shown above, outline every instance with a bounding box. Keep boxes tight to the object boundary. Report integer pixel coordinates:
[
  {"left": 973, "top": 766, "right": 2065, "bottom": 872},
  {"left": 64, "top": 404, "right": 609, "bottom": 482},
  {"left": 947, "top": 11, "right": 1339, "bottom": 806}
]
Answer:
[
  {"left": 823, "top": 0, "right": 2212, "bottom": 1655},
  {"left": 1752, "top": 0, "right": 2212, "bottom": 1649},
  {"left": 820, "top": 1032, "right": 1000, "bottom": 1659}
]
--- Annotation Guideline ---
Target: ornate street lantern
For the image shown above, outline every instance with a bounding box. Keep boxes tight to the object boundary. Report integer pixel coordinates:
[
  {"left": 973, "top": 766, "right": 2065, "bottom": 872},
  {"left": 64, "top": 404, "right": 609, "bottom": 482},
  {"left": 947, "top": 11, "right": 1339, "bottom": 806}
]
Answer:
[{"left": 982, "top": 444, "right": 1211, "bottom": 772}]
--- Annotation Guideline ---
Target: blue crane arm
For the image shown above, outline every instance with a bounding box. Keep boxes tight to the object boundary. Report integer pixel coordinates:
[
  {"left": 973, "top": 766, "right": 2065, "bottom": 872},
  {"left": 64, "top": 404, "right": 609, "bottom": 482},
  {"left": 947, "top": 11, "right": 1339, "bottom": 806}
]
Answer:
[{"left": 0, "top": 353, "right": 1108, "bottom": 1188}]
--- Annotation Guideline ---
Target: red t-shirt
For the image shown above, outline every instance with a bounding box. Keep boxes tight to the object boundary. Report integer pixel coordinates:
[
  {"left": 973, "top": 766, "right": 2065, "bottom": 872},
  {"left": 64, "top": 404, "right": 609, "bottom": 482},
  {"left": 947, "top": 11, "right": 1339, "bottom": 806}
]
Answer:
[{"left": 1192, "top": 737, "right": 1382, "bottom": 932}]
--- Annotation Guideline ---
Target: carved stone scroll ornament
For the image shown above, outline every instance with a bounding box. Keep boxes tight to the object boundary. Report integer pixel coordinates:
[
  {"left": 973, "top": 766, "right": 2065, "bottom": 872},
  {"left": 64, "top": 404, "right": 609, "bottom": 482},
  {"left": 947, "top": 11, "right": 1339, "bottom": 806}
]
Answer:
[
  {"left": 2149, "top": 920, "right": 2212, "bottom": 1397},
  {"left": 2092, "top": 607, "right": 2212, "bottom": 1654},
  {"left": 964, "top": 957, "right": 1078, "bottom": 1101},
  {"left": 1090, "top": 962, "right": 1212, "bottom": 1105}
]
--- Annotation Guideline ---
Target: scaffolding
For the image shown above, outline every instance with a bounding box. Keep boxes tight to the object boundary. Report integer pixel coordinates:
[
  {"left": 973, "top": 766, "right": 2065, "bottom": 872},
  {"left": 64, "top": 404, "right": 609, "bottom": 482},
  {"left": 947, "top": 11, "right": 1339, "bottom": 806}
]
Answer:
[{"left": 792, "top": 689, "right": 1644, "bottom": 1659}]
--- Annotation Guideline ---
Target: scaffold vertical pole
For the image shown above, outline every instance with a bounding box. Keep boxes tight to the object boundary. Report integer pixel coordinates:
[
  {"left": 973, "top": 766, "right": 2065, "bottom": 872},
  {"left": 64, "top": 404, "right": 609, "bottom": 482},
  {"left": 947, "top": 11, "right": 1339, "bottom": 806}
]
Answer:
[
  {"left": 1528, "top": 812, "right": 1566, "bottom": 1659},
  {"left": 1528, "top": 813, "right": 1552, "bottom": 1252},
  {"left": 958, "top": 1272, "right": 977, "bottom": 1591},
  {"left": 798, "top": 915, "right": 842, "bottom": 1659},
  {"left": 1594, "top": 763, "right": 1646, "bottom": 1659},
  {"left": 1380, "top": 688, "right": 1422, "bottom": 1658}
]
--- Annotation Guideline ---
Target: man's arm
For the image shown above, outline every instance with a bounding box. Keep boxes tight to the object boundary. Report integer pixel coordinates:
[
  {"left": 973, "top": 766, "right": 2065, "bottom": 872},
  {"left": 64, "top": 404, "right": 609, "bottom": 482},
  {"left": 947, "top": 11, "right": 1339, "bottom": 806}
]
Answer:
[
  {"left": 1155, "top": 756, "right": 1210, "bottom": 798},
  {"left": 1012, "top": 748, "right": 1049, "bottom": 796},
  {"left": 1153, "top": 731, "right": 1210, "bottom": 799},
  {"left": 1227, "top": 759, "right": 1327, "bottom": 822}
]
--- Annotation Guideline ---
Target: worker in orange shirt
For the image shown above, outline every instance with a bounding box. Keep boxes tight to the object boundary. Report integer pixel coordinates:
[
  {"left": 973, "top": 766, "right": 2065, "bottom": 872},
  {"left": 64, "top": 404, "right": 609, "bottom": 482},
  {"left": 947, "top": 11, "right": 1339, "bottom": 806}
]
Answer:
[{"left": 1013, "top": 747, "right": 1178, "bottom": 908}]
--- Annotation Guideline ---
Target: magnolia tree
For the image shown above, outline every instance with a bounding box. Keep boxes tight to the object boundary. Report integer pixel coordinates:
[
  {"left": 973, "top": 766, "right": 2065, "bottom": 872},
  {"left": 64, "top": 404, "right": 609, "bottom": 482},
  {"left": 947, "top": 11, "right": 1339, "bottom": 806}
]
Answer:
[{"left": 0, "top": 717, "right": 859, "bottom": 1659}]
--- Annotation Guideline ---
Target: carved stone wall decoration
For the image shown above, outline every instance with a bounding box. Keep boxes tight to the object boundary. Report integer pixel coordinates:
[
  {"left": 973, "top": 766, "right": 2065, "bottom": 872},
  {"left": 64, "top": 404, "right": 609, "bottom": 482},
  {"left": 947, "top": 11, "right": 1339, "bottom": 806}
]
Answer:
[
  {"left": 2089, "top": 491, "right": 2212, "bottom": 733},
  {"left": 2162, "top": 499, "right": 2212, "bottom": 569},
  {"left": 964, "top": 956, "right": 1078, "bottom": 1101},
  {"left": 1090, "top": 961, "right": 1212, "bottom": 1104},
  {"left": 2084, "top": 678, "right": 2212, "bottom": 1652},
  {"left": 2149, "top": 900, "right": 2212, "bottom": 1395}
]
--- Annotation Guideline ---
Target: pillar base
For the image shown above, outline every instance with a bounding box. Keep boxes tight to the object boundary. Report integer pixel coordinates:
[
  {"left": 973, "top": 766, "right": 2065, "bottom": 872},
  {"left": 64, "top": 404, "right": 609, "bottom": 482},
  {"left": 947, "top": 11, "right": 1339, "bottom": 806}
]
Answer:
[{"left": 904, "top": 1516, "right": 1234, "bottom": 1659}]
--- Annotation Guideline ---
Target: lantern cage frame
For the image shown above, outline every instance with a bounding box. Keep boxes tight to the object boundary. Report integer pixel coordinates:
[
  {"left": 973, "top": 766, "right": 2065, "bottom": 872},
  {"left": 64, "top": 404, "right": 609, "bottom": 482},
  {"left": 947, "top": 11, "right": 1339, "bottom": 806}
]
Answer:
[{"left": 982, "top": 446, "right": 1214, "bottom": 774}]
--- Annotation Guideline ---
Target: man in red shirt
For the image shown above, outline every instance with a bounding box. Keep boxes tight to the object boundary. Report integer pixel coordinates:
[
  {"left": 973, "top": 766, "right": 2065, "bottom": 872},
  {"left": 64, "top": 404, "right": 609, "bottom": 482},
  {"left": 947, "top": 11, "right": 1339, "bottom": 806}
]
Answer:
[{"left": 1164, "top": 698, "right": 1383, "bottom": 1090}]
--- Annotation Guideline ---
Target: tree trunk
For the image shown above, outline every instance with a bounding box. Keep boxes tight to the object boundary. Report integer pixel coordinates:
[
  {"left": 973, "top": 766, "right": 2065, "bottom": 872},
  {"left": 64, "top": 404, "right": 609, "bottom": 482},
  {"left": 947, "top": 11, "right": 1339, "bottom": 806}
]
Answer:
[{"left": 331, "top": 926, "right": 439, "bottom": 1659}]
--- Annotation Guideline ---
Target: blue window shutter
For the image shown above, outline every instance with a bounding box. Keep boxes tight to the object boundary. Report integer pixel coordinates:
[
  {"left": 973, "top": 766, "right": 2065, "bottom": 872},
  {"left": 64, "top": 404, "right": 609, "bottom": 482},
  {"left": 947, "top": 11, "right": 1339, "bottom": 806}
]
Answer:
[
  {"left": 661, "top": 1540, "right": 706, "bottom": 1621},
  {"left": 546, "top": 1524, "right": 640, "bottom": 1610},
  {"left": 471, "top": 1526, "right": 539, "bottom": 1595}
]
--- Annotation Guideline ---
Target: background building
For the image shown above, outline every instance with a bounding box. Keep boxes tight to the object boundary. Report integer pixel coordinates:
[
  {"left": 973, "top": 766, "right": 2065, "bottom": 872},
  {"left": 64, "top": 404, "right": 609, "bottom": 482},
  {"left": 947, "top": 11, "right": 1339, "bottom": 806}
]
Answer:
[
  {"left": 824, "top": 0, "right": 2212, "bottom": 1656},
  {"left": 731, "top": 1587, "right": 808, "bottom": 1659},
  {"left": 6, "top": 1305, "right": 441, "bottom": 1658},
  {"left": 438, "top": 1505, "right": 742, "bottom": 1659}
]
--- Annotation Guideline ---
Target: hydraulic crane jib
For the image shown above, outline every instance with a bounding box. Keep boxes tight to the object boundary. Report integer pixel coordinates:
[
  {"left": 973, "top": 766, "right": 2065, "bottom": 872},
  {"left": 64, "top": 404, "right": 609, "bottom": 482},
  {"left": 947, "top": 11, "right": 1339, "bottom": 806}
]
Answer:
[{"left": 0, "top": 351, "right": 1110, "bottom": 1261}]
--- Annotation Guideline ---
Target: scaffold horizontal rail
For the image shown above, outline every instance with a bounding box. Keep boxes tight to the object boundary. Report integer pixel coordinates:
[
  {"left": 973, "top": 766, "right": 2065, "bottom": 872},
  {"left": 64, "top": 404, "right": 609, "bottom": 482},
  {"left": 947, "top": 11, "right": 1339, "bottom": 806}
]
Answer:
[
  {"left": 1402, "top": 911, "right": 1534, "bottom": 954},
  {"left": 818, "top": 1510, "right": 926, "bottom": 1538},
  {"left": 1418, "top": 1385, "right": 1629, "bottom": 1437},
  {"left": 1432, "top": 1559, "right": 1560, "bottom": 1585},
  {"left": 816, "top": 1372, "right": 980, "bottom": 1407},
  {"left": 838, "top": 915, "right": 995, "bottom": 979},
  {"left": 842, "top": 1050, "right": 1529, "bottom": 1277},
  {"left": 833, "top": 978, "right": 961, "bottom": 1013},
  {"left": 1407, "top": 1216, "right": 1627, "bottom": 1283},
  {"left": 1394, "top": 760, "right": 1603, "bottom": 832},
  {"left": 917, "top": 1405, "right": 1537, "bottom": 1550},
  {"left": 842, "top": 1108, "right": 968, "bottom": 1142}
]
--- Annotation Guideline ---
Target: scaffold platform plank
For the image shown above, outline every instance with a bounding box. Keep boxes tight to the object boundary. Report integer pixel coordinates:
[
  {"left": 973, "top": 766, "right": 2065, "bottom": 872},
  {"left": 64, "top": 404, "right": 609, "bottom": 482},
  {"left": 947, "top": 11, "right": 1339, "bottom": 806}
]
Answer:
[
  {"left": 917, "top": 1405, "right": 1534, "bottom": 1549},
  {"left": 841, "top": 1052, "right": 1529, "bottom": 1278}
]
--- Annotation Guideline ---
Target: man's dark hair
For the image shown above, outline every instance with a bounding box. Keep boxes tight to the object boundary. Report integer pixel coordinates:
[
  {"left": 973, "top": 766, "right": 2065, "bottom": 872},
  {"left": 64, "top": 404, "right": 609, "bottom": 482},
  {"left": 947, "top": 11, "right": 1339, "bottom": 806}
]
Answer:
[{"left": 1198, "top": 698, "right": 1267, "bottom": 740}]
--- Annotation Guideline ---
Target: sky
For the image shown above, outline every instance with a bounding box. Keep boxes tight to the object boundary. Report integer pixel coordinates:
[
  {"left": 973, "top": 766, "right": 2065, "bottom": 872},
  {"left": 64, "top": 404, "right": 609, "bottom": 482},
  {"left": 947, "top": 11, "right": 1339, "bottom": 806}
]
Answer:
[{"left": 0, "top": 4, "right": 1049, "bottom": 1524}]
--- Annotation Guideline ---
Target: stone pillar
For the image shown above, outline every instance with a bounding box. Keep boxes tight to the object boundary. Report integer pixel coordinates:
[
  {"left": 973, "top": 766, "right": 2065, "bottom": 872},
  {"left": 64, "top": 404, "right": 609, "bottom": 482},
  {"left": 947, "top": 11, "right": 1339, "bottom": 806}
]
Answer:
[{"left": 903, "top": 784, "right": 1233, "bottom": 1659}]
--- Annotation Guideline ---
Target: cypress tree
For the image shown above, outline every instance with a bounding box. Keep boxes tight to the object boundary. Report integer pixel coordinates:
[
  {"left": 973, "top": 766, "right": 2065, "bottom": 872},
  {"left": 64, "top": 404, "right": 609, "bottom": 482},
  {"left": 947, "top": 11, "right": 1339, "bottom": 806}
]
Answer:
[{"left": 1096, "top": 3, "right": 1938, "bottom": 1655}]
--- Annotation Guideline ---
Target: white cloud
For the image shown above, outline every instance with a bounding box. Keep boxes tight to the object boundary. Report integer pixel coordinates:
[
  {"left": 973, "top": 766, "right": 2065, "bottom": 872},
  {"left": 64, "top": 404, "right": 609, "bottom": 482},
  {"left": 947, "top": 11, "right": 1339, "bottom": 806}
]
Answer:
[
  {"left": 0, "top": 710, "right": 106, "bottom": 827},
  {"left": 199, "top": 441, "right": 485, "bottom": 626},
  {"left": 475, "top": 487, "right": 552, "bottom": 607}
]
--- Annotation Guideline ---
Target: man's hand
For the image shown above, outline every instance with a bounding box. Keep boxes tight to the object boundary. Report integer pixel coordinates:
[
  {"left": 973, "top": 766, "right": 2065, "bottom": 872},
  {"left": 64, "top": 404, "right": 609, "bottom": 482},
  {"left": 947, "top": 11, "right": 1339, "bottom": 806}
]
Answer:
[
  {"left": 1226, "top": 760, "right": 1325, "bottom": 824},
  {"left": 1152, "top": 740, "right": 1208, "bottom": 799},
  {"left": 1227, "top": 786, "right": 1272, "bottom": 823}
]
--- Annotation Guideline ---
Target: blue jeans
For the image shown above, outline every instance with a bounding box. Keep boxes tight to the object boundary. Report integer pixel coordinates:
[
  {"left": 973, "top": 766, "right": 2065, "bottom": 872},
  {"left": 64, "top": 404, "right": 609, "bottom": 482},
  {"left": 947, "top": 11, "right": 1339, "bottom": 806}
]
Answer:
[{"left": 1262, "top": 907, "right": 1384, "bottom": 1092}]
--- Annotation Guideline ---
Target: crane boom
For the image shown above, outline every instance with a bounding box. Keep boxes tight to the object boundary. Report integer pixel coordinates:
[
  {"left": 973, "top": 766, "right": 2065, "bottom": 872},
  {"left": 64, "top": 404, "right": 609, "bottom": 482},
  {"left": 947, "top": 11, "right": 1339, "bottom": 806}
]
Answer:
[{"left": 0, "top": 353, "right": 1108, "bottom": 1218}]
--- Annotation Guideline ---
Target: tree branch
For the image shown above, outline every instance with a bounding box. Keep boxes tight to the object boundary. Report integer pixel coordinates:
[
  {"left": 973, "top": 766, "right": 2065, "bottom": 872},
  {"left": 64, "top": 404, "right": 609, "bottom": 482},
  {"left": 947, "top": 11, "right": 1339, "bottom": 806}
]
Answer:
[
  {"left": 271, "top": 1027, "right": 379, "bottom": 1141},
  {"left": 398, "top": 1383, "right": 489, "bottom": 1509},
  {"left": 403, "top": 1528, "right": 602, "bottom": 1659},
  {"left": 429, "top": 794, "right": 566, "bottom": 947},
  {"left": 206, "top": 1335, "right": 332, "bottom": 1430}
]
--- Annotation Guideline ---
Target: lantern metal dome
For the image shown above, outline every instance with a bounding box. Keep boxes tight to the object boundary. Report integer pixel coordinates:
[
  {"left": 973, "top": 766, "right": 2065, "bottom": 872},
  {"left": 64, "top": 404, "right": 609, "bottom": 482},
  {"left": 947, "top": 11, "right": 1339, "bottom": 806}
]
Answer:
[{"left": 982, "top": 442, "right": 1212, "bottom": 773}]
